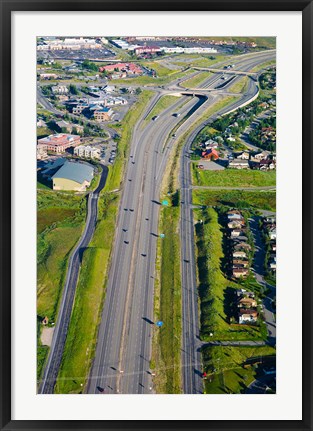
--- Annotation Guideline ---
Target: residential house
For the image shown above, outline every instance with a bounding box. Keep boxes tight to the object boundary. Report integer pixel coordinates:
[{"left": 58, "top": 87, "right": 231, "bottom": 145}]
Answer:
[
  {"left": 228, "top": 220, "right": 244, "bottom": 229},
  {"left": 234, "top": 242, "right": 251, "bottom": 251},
  {"left": 230, "top": 229, "right": 244, "bottom": 238},
  {"left": 232, "top": 267, "right": 249, "bottom": 279},
  {"left": 236, "top": 151, "right": 250, "bottom": 160},
  {"left": 259, "top": 159, "right": 276, "bottom": 170},
  {"left": 201, "top": 149, "right": 219, "bottom": 161},
  {"left": 233, "top": 251, "right": 247, "bottom": 259},
  {"left": 238, "top": 309, "right": 258, "bottom": 324},
  {"left": 253, "top": 150, "right": 270, "bottom": 161},
  {"left": 237, "top": 297, "right": 257, "bottom": 308},
  {"left": 228, "top": 159, "right": 250, "bottom": 169}
]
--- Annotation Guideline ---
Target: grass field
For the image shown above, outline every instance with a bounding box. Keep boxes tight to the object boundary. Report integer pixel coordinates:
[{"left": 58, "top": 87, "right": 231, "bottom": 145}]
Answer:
[
  {"left": 144, "top": 95, "right": 181, "bottom": 124},
  {"left": 193, "top": 189, "right": 276, "bottom": 212},
  {"left": 104, "top": 90, "right": 154, "bottom": 192},
  {"left": 251, "top": 59, "right": 276, "bottom": 72},
  {"left": 144, "top": 61, "right": 180, "bottom": 77},
  {"left": 112, "top": 68, "right": 194, "bottom": 87},
  {"left": 181, "top": 71, "right": 212, "bottom": 88},
  {"left": 191, "top": 166, "right": 276, "bottom": 188},
  {"left": 37, "top": 191, "right": 86, "bottom": 321},
  {"left": 202, "top": 345, "right": 276, "bottom": 394},
  {"left": 195, "top": 207, "right": 266, "bottom": 341},
  {"left": 151, "top": 200, "right": 182, "bottom": 394},
  {"left": 227, "top": 76, "right": 249, "bottom": 94}
]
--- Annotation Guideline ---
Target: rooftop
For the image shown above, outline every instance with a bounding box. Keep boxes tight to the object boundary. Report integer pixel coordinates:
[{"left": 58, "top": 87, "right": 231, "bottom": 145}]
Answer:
[{"left": 52, "top": 161, "right": 94, "bottom": 184}]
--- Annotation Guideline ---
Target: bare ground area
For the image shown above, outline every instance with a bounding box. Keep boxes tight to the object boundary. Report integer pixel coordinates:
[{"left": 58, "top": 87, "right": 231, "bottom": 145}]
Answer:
[{"left": 41, "top": 327, "right": 54, "bottom": 347}]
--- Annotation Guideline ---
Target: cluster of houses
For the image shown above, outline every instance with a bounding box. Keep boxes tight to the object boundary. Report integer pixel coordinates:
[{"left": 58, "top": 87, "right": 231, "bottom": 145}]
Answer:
[
  {"left": 198, "top": 137, "right": 276, "bottom": 170},
  {"left": 226, "top": 210, "right": 252, "bottom": 280},
  {"left": 262, "top": 216, "right": 276, "bottom": 273},
  {"left": 98, "top": 62, "right": 143, "bottom": 79},
  {"left": 228, "top": 150, "right": 276, "bottom": 170},
  {"left": 236, "top": 289, "right": 259, "bottom": 324},
  {"left": 37, "top": 133, "right": 81, "bottom": 158}
]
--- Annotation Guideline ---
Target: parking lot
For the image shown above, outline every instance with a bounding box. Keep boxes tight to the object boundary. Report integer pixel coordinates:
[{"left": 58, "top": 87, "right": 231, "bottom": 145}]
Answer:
[{"left": 38, "top": 48, "right": 116, "bottom": 61}]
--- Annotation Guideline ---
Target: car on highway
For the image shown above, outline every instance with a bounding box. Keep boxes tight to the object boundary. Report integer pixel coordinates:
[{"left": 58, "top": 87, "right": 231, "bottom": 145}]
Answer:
[
  {"left": 152, "top": 116, "right": 159, "bottom": 121},
  {"left": 173, "top": 113, "right": 181, "bottom": 117},
  {"left": 172, "top": 133, "right": 177, "bottom": 137}
]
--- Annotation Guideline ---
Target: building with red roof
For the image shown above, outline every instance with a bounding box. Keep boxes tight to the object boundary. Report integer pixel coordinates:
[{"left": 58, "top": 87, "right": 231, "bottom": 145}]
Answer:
[{"left": 201, "top": 149, "right": 219, "bottom": 161}]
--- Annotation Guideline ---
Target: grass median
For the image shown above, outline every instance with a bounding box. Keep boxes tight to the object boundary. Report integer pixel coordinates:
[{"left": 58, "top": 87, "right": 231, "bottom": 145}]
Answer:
[
  {"left": 151, "top": 199, "right": 182, "bottom": 394},
  {"left": 105, "top": 90, "right": 154, "bottom": 192},
  {"left": 144, "top": 95, "right": 181, "bottom": 125},
  {"left": 181, "top": 71, "right": 212, "bottom": 88}
]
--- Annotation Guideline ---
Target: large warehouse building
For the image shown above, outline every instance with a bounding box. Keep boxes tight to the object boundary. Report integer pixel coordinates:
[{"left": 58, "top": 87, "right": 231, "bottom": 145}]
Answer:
[{"left": 52, "top": 161, "right": 94, "bottom": 191}]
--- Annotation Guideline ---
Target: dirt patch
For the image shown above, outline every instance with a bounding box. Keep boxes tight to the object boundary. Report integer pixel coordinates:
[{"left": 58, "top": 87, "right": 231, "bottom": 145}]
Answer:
[{"left": 41, "top": 327, "right": 54, "bottom": 347}]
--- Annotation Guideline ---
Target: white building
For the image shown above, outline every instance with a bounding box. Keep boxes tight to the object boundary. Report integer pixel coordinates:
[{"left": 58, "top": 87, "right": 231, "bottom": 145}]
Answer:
[
  {"left": 52, "top": 85, "right": 69, "bottom": 95},
  {"left": 74, "top": 145, "right": 100, "bottom": 159},
  {"left": 160, "top": 46, "right": 217, "bottom": 54}
]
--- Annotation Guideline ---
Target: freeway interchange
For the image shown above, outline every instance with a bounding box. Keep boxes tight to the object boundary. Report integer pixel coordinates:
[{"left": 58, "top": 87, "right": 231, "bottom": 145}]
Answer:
[{"left": 38, "top": 49, "right": 276, "bottom": 395}]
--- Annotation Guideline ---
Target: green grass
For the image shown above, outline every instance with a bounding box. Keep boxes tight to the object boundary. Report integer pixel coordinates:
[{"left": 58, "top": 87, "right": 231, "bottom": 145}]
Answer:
[
  {"left": 38, "top": 208, "right": 77, "bottom": 233},
  {"left": 193, "top": 189, "right": 276, "bottom": 212},
  {"left": 37, "top": 190, "right": 87, "bottom": 321},
  {"left": 55, "top": 247, "right": 108, "bottom": 394},
  {"left": 144, "top": 95, "right": 181, "bottom": 124},
  {"left": 104, "top": 90, "right": 155, "bottom": 192},
  {"left": 144, "top": 61, "right": 180, "bottom": 77},
  {"left": 251, "top": 59, "right": 276, "bottom": 72},
  {"left": 151, "top": 201, "right": 182, "bottom": 394},
  {"left": 112, "top": 68, "right": 194, "bottom": 87},
  {"left": 227, "top": 76, "right": 249, "bottom": 94},
  {"left": 181, "top": 71, "right": 212, "bottom": 88},
  {"left": 195, "top": 207, "right": 266, "bottom": 341},
  {"left": 202, "top": 345, "right": 276, "bottom": 394},
  {"left": 192, "top": 166, "right": 276, "bottom": 188}
]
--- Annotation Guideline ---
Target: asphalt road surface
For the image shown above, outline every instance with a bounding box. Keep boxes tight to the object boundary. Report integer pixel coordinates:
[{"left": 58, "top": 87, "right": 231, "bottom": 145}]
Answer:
[{"left": 39, "top": 165, "right": 108, "bottom": 394}]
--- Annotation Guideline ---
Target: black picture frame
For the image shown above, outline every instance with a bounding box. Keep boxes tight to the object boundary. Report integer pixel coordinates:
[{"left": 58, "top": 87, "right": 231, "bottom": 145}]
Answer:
[{"left": 1, "top": 1, "right": 312, "bottom": 430}]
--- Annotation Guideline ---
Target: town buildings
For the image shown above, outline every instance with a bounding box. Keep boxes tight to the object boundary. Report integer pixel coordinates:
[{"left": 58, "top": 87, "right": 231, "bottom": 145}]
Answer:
[
  {"left": 74, "top": 145, "right": 100, "bottom": 159},
  {"left": 37, "top": 133, "right": 81, "bottom": 154}
]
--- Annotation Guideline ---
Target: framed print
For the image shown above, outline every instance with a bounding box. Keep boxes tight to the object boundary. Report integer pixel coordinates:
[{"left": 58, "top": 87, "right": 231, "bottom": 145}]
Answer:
[{"left": 1, "top": 1, "right": 312, "bottom": 430}]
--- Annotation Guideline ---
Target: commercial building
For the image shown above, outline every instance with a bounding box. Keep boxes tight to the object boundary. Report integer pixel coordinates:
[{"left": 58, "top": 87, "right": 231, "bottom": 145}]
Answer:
[
  {"left": 99, "top": 62, "right": 142, "bottom": 75},
  {"left": 93, "top": 107, "right": 113, "bottom": 121},
  {"left": 37, "top": 133, "right": 81, "bottom": 154},
  {"left": 52, "top": 161, "right": 94, "bottom": 191},
  {"left": 134, "top": 46, "right": 161, "bottom": 56},
  {"left": 74, "top": 145, "right": 100, "bottom": 159},
  {"left": 37, "top": 37, "right": 102, "bottom": 51}
]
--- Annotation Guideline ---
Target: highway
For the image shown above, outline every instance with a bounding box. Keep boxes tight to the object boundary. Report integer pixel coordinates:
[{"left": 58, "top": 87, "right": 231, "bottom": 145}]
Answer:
[
  {"left": 38, "top": 49, "right": 276, "bottom": 394},
  {"left": 87, "top": 94, "right": 215, "bottom": 394},
  {"left": 39, "top": 165, "right": 108, "bottom": 393}
]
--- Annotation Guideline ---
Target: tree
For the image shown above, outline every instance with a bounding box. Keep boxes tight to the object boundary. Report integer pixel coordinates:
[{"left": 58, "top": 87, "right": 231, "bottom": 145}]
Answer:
[
  {"left": 69, "top": 84, "right": 78, "bottom": 95},
  {"left": 135, "top": 87, "right": 142, "bottom": 95}
]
